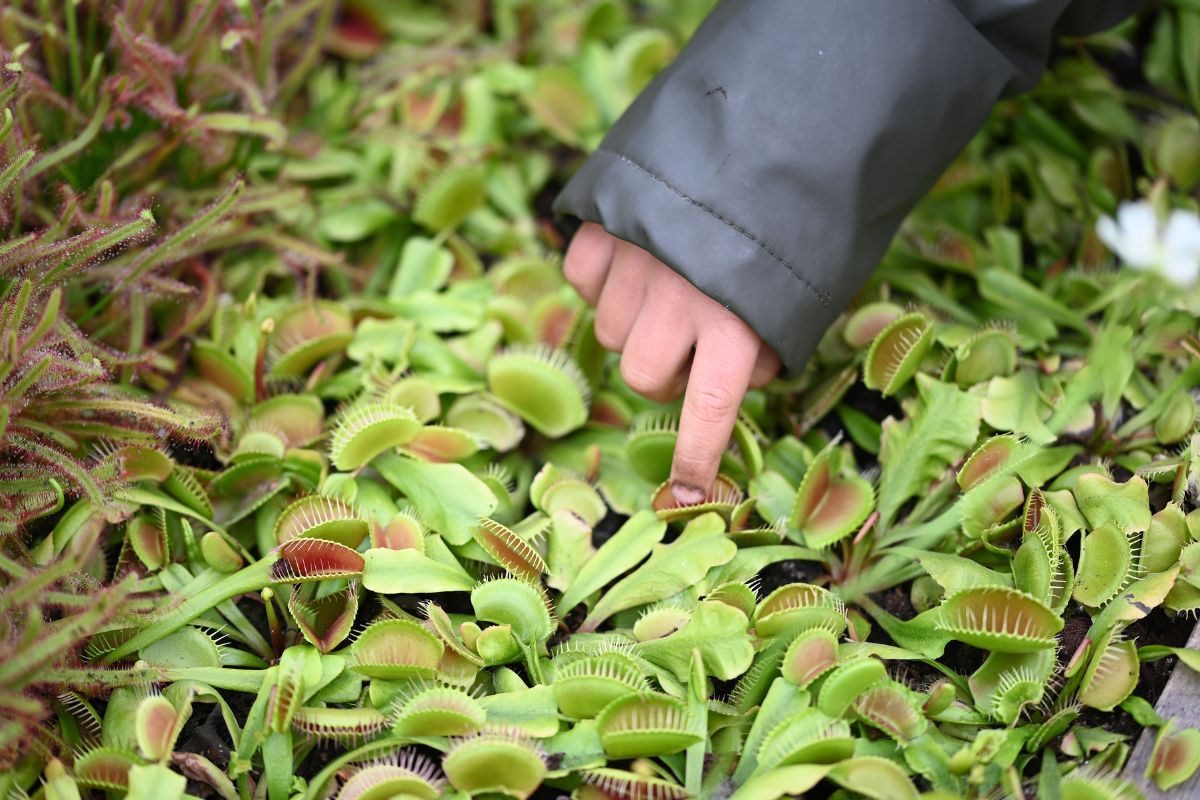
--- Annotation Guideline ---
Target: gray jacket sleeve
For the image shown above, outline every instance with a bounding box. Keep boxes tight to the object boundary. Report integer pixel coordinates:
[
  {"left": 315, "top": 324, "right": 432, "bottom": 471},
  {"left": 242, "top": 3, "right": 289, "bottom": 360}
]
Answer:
[{"left": 553, "top": 0, "right": 1141, "bottom": 374}]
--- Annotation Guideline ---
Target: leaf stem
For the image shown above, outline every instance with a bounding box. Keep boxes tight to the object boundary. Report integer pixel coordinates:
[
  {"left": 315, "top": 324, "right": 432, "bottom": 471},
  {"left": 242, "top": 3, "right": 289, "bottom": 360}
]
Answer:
[{"left": 104, "top": 558, "right": 274, "bottom": 663}]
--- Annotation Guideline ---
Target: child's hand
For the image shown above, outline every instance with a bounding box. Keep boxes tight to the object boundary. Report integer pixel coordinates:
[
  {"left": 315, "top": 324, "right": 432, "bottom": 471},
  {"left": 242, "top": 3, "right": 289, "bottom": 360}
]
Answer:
[{"left": 563, "top": 222, "right": 780, "bottom": 505}]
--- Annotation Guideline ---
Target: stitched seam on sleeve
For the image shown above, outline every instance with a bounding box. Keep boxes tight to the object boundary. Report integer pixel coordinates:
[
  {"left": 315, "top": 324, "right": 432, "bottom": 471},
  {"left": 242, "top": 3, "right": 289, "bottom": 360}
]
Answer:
[{"left": 596, "top": 146, "right": 833, "bottom": 309}]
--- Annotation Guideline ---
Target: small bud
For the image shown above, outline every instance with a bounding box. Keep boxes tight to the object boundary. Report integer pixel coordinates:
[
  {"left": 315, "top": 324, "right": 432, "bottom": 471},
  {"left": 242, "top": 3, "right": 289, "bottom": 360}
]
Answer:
[{"left": 923, "top": 680, "right": 956, "bottom": 716}]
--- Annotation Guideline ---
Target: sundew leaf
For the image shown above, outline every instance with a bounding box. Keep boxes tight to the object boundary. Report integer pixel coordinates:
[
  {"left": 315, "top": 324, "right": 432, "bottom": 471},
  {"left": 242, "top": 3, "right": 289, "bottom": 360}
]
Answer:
[
  {"left": 877, "top": 375, "right": 981, "bottom": 526},
  {"left": 362, "top": 547, "right": 475, "bottom": 594},
  {"left": 557, "top": 510, "right": 666, "bottom": 615},
  {"left": 191, "top": 112, "right": 288, "bottom": 147},
  {"left": 374, "top": 453, "right": 497, "bottom": 545},
  {"left": 634, "top": 600, "right": 754, "bottom": 681},
  {"left": 581, "top": 513, "right": 736, "bottom": 631}
]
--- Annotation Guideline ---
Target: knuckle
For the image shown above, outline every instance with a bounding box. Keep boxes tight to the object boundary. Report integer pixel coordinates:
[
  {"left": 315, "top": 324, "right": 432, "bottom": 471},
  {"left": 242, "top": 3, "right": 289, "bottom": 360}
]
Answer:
[
  {"left": 562, "top": 252, "right": 587, "bottom": 284},
  {"left": 620, "top": 357, "right": 659, "bottom": 395},
  {"left": 714, "top": 312, "right": 751, "bottom": 337},
  {"left": 593, "top": 320, "right": 622, "bottom": 352}
]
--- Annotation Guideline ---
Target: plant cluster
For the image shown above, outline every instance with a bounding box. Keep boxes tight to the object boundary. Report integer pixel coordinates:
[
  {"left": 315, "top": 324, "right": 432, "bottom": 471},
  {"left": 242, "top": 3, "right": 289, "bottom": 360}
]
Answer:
[{"left": 1, "top": 1, "right": 1200, "bottom": 799}]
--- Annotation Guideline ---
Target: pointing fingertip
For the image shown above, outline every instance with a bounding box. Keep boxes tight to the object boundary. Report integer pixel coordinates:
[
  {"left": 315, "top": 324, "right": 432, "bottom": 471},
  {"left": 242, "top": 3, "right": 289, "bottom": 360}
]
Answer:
[{"left": 670, "top": 480, "right": 706, "bottom": 507}]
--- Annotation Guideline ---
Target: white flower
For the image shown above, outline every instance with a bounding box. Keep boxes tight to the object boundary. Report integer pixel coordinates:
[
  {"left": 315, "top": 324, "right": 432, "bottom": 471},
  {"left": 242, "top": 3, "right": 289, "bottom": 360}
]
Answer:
[{"left": 1096, "top": 200, "right": 1200, "bottom": 288}]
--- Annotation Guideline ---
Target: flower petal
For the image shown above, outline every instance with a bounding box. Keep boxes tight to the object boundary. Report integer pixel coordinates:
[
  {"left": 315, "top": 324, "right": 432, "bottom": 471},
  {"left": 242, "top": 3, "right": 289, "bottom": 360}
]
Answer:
[
  {"left": 1112, "top": 201, "right": 1163, "bottom": 269},
  {"left": 1162, "top": 210, "right": 1200, "bottom": 287}
]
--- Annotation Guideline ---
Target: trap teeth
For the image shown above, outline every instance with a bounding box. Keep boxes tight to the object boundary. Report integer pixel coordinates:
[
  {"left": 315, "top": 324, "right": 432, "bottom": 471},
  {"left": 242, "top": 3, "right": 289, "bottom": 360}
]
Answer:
[{"left": 486, "top": 345, "right": 590, "bottom": 438}]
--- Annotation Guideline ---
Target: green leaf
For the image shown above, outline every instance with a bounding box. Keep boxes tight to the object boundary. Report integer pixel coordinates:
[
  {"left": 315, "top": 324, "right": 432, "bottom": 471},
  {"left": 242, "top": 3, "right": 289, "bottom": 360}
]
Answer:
[
  {"left": 1090, "top": 565, "right": 1179, "bottom": 634},
  {"left": 543, "top": 720, "right": 606, "bottom": 775},
  {"left": 635, "top": 600, "right": 754, "bottom": 682},
  {"left": 317, "top": 198, "right": 398, "bottom": 242},
  {"left": 362, "top": 547, "right": 475, "bottom": 594},
  {"left": 1180, "top": 9, "right": 1200, "bottom": 111},
  {"left": 750, "top": 470, "right": 797, "bottom": 526},
  {"left": 893, "top": 547, "right": 1011, "bottom": 593},
  {"left": 978, "top": 268, "right": 1089, "bottom": 333},
  {"left": 522, "top": 67, "right": 600, "bottom": 144},
  {"left": 728, "top": 765, "right": 832, "bottom": 800},
  {"left": 861, "top": 604, "right": 950, "bottom": 660},
  {"left": 346, "top": 317, "right": 416, "bottom": 365},
  {"left": 1074, "top": 473, "right": 1151, "bottom": 534},
  {"left": 980, "top": 372, "right": 1056, "bottom": 444},
  {"left": 125, "top": 764, "right": 186, "bottom": 800},
  {"left": 192, "top": 112, "right": 288, "bottom": 147},
  {"left": 389, "top": 236, "right": 455, "bottom": 299},
  {"left": 877, "top": 375, "right": 981, "bottom": 526},
  {"left": 1139, "top": 645, "right": 1200, "bottom": 673},
  {"left": 374, "top": 454, "right": 497, "bottom": 545},
  {"left": 837, "top": 405, "right": 882, "bottom": 455},
  {"left": 1091, "top": 324, "right": 1135, "bottom": 420},
  {"left": 1121, "top": 695, "right": 1166, "bottom": 728},
  {"left": 582, "top": 514, "right": 736, "bottom": 631},
  {"left": 413, "top": 164, "right": 486, "bottom": 232},
  {"left": 707, "top": 546, "right": 822, "bottom": 589},
  {"left": 478, "top": 684, "right": 560, "bottom": 737},
  {"left": 557, "top": 510, "right": 665, "bottom": 615}
]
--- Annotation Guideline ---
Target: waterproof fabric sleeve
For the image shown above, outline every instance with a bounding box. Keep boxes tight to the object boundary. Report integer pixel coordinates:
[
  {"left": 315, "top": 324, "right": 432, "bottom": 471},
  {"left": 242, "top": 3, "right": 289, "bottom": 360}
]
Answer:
[{"left": 553, "top": 0, "right": 1141, "bottom": 374}]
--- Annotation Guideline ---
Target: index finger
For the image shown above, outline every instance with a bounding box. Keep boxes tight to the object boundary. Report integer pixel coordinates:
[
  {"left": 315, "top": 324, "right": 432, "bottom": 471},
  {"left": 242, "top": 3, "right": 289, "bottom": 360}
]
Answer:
[{"left": 669, "top": 326, "right": 758, "bottom": 506}]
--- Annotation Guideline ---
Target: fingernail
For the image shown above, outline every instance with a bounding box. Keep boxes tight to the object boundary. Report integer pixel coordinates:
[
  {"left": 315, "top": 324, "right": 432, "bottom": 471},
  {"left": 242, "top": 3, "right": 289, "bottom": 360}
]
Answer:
[{"left": 671, "top": 481, "right": 706, "bottom": 507}]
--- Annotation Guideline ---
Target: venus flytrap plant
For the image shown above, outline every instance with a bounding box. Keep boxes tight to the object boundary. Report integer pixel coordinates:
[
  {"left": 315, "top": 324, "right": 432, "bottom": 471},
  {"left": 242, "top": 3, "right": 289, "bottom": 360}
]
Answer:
[{"left": 104, "top": 538, "right": 365, "bottom": 663}]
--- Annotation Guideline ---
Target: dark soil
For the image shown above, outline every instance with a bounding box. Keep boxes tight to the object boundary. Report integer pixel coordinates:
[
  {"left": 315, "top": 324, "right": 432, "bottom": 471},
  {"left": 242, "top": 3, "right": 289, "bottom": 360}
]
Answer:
[
  {"left": 175, "top": 700, "right": 239, "bottom": 770},
  {"left": 172, "top": 692, "right": 250, "bottom": 797},
  {"left": 755, "top": 557, "right": 821, "bottom": 597},
  {"left": 838, "top": 382, "right": 902, "bottom": 428},
  {"left": 1125, "top": 611, "right": 1195, "bottom": 707},
  {"left": 592, "top": 508, "right": 627, "bottom": 547},
  {"left": 168, "top": 438, "right": 224, "bottom": 472}
]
